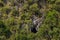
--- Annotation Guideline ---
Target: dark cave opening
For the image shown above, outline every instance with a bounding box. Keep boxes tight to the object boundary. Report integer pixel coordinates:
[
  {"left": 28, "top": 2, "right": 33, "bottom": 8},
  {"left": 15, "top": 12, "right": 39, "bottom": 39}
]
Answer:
[{"left": 31, "top": 27, "right": 37, "bottom": 33}]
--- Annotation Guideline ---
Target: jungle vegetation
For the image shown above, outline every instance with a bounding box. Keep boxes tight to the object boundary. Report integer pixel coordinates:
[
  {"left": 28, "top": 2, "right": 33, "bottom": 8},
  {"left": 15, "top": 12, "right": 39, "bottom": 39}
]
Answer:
[{"left": 0, "top": 0, "right": 60, "bottom": 40}]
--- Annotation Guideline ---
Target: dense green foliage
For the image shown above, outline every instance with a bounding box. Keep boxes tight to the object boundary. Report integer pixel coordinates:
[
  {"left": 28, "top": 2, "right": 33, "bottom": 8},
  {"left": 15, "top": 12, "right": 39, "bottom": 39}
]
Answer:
[{"left": 0, "top": 0, "right": 60, "bottom": 40}]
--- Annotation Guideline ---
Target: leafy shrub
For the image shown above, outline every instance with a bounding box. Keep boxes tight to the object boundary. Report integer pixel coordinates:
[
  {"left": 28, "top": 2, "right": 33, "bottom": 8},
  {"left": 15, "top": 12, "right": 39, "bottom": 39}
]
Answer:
[{"left": 29, "top": 3, "right": 39, "bottom": 12}]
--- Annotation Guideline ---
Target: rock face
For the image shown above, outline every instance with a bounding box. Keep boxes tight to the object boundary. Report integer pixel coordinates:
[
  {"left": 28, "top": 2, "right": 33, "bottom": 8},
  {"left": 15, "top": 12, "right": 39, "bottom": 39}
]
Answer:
[
  {"left": 30, "top": 9, "right": 45, "bottom": 33},
  {"left": 31, "top": 14, "right": 45, "bottom": 33}
]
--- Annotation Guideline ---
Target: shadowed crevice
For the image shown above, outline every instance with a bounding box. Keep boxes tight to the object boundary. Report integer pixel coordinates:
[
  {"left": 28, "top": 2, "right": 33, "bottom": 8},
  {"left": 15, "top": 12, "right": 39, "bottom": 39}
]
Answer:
[{"left": 31, "top": 27, "right": 37, "bottom": 33}]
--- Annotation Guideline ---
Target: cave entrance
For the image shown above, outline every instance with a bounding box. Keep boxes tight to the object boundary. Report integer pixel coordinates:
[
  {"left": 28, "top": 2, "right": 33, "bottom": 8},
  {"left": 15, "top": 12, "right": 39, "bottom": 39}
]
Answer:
[{"left": 31, "top": 27, "right": 37, "bottom": 33}]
